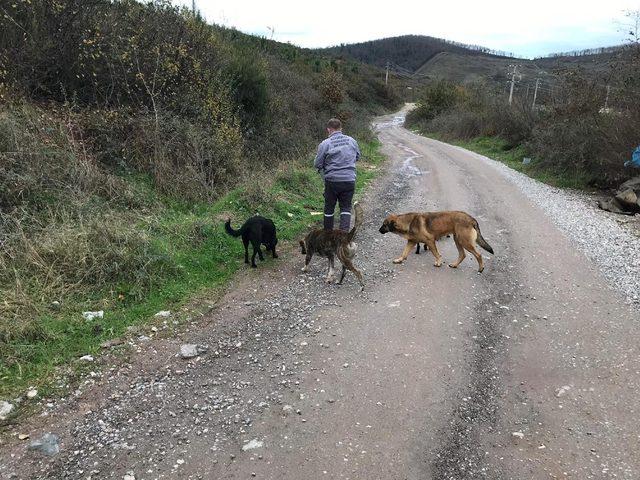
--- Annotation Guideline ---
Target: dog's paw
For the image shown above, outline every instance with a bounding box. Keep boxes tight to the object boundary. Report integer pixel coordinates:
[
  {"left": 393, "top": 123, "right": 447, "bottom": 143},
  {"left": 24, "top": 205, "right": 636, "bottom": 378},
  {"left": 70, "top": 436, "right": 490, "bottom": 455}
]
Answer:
[
  {"left": 325, "top": 277, "right": 334, "bottom": 284},
  {"left": 251, "top": 264, "right": 257, "bottom": 268},
  {"left": 392, "top": 258, "right": 404, "bottom": 264},
  {"left": 434, "top": 262, "right": 442, "bottom": 267},
  {"left": 448, "top": 263, "right": 458, "bottom": 268},
  {"left": 301, "top": 266, "right": 308, "bottom": 272}
]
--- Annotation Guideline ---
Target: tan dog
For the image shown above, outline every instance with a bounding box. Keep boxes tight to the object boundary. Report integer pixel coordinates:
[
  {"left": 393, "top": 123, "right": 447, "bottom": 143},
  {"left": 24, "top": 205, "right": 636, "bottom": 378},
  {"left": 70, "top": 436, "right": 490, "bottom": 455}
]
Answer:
[{"left": 378, "top": 211, "right": 494, "bottom": 272}]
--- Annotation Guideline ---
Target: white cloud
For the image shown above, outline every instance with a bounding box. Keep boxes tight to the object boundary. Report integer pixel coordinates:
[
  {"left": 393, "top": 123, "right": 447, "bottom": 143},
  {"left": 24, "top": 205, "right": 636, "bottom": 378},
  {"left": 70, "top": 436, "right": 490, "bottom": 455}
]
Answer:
[{"left": 175, "top": 0, "right": 638, "bottom": 57}]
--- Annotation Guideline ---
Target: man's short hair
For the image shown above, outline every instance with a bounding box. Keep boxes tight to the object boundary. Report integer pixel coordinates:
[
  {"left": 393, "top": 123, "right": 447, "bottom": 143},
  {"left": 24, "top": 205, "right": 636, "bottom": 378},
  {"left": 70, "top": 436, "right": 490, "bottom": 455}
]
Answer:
[{"left": 327, "top": 118, "right": 342, "bottom": 130}]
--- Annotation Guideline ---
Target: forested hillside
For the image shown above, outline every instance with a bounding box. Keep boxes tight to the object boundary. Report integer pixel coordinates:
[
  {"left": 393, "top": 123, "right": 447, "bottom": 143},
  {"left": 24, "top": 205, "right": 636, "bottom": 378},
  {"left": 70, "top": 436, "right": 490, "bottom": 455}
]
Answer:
[
  {"left": 0, "top": 0, "right": 399, "bottom": 396},
  {"left": 322, "top": 34, "right": 514, "bottom": 73}
]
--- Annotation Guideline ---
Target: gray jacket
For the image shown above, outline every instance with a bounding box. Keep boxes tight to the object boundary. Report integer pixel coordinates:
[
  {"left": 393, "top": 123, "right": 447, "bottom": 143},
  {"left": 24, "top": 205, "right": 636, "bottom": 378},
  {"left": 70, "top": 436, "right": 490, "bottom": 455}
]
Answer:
[{"left": 314, "top": 131, "right": 360, "bottom": 182}]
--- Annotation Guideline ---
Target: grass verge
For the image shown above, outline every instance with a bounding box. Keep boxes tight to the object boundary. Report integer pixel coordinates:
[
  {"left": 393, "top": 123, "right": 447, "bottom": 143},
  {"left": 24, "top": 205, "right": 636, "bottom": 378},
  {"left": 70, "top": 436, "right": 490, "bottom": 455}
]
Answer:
[
  {"left": 0, "top": 138, "right": 385, "bottom": 405},
  {"left": 423, "top": 133, "right": 594, "bottom": 190}
]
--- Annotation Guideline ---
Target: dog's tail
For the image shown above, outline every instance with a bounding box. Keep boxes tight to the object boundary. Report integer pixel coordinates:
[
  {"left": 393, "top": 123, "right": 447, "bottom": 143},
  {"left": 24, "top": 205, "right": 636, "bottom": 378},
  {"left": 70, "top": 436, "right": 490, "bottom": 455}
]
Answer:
[
  {"left": 473, "top": 219, "right": 494, "bottom": 254},
  {"left": 224, "top": 218, "right": 243, "bottom": 237},
  {"left": 347, "top": 202, "right": 364, "bottom": 243},
  {"left": 299, "top": 239, "right": 307, "bottom": 254}
]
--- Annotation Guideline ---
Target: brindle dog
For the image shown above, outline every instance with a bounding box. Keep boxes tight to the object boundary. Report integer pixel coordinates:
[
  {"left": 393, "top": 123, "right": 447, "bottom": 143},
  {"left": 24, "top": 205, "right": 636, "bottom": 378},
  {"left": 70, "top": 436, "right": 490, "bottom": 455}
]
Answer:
[{"left": 299, "top": 203, "right": 364, "bottom": 290}]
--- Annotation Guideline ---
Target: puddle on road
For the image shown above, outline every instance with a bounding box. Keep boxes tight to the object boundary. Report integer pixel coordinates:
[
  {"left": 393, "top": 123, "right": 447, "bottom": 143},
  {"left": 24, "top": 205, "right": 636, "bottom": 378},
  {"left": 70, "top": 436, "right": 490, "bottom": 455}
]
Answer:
[{"left": 398, "top": 145, "right": 423, "bottom": 177}]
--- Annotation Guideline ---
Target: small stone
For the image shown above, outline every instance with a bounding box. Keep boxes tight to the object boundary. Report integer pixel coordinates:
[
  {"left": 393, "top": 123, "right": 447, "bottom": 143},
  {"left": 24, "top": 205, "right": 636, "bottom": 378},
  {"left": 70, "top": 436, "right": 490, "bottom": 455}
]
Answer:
[
  {"left": 26, "top": 389, "right": 38, "bottom": 399},
  {"left": 242, "top": 439, "right": 263, "bottom": 451},
  {"left": 79, "top": 355, "right": 94, "bottom": 362},
  {"left": 300, "top": 342, "right": 308, "bottom": 346},
  {"left": 512, "top": 431, "right": 524, "bottom": 439},
  {"left": 154, "top": 310, "right": 171, "bottom": 318},
  {"left": 18, "top": 433, "right": 29, "bottom": 440},
  {"left": 555, "top": 385, "right": 571, "bottom": 398},
  {"left": 123, "top": 472, "right": 135, "bottom": 480},
  {"left": 28, "top": 433, "right": 60, "bottom": 456},
  {"left": 180, "top": 344, "right": 199, "bottom": 359},
  {"left": 100, "top": 338, "right": 124, "bottom": 349}
]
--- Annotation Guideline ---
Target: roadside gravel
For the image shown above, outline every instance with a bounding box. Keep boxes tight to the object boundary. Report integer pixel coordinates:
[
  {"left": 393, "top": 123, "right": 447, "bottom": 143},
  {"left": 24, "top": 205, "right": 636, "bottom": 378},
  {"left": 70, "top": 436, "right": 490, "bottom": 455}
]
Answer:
[{"left": 450, "top": 143, "right": 640, "bottom": 306}]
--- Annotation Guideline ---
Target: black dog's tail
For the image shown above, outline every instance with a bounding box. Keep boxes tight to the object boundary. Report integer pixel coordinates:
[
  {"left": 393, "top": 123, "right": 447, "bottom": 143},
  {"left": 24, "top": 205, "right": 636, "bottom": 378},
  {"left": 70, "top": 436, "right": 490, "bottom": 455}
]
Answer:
[
  {"left": 347, "top": 202, "right": 364, "bottom": 243},
  {"left": 224, "top": 218, "right": 243, "bottom": 237},
  {"left": 473, "top": 219, "right": 494, "bottom": 254}
]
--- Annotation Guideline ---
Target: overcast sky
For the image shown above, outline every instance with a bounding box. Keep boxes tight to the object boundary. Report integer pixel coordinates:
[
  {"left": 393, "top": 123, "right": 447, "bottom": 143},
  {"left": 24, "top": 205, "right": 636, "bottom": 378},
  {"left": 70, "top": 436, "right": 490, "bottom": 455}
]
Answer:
[{"left": 175, "top": 1, "right": 638, "bottom": 58}]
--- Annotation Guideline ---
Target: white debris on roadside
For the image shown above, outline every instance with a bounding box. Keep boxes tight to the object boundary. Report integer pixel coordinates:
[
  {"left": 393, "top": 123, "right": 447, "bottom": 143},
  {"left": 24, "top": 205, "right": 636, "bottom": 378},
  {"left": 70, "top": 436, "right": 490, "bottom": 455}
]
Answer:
[
  {"left": 242, "top": 439, "right": 264, "bottom": 451},
  {"left": 82, "top": 311, "right": 103, "bottom": 321}
]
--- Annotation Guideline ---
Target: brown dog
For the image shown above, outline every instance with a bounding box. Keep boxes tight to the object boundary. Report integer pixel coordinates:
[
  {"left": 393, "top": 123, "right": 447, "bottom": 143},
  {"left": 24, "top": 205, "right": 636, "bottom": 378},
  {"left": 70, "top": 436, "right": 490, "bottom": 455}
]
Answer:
[
  {"left": 379, "top": 211, "right": 494, "bottom": 272},
  {"left": 300, "top": 203, "right": 365, "bottom": 290}
]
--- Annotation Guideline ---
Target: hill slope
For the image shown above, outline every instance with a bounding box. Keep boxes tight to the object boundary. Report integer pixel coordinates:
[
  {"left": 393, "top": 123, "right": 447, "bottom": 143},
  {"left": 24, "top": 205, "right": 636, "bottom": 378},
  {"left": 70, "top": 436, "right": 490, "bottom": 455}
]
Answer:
[
  {"left": 325, "top": 35, "right": 626, "bottom": 88},
  {"left": 322, "top": 34, "right": 514, "bottom": 72}
]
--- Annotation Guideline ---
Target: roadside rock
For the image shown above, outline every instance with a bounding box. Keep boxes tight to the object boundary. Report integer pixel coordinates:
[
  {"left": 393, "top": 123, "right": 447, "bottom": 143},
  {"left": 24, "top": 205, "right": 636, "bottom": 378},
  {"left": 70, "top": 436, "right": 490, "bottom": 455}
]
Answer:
[
  {"left": 26, "top": 389, "right": 38, "bottom": 400},
  {"left": 242, "top": 439, "right": 264, "bottom": 451},
  {"left": 0, "top": 401, "right": 14, "bottom": 420},
  {"left": 180, "top": 344, "right": 200, "bottom": 359},
  {"left": 100, "top": 338, "right": 124, "bottom": 349},
  {"left": 555, "top": 385, "right": 571, "bottom": 398},
  {"left": 28, "top": 433, "right": 60, "bottom": 456},
  {"left": 154, "top": 310, "right": 171, "bottom": 318}
]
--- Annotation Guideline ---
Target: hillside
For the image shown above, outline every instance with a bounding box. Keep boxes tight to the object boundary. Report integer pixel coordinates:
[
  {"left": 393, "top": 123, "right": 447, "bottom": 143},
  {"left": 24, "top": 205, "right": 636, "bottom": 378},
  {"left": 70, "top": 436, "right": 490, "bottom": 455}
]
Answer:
[
  {"left": 322, "top": 34, "right": 514, "bottom": 72},
  {"left": 325, "top": 35, "right": 626, "bottom": 88},
  {"left": 0, "top": 0, "right": 399, "bottom": 397}
]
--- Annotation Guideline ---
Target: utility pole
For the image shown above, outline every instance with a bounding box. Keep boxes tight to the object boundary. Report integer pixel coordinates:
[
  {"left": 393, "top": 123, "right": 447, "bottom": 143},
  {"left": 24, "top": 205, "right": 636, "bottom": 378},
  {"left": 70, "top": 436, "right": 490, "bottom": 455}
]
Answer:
[
  {"left": 525, "top": 83, "right": 530, "bottom": 101},
  {"left": 532, "top": 78, "right": 540, "bottom": 108},
  {"left": 604, "top": 85, "right": 611, "bottom": 110},
  {"left": 191, "top": 0, "right": 196, "bottom": 14},
  {"left": 508, "top": 64, "right": 519, "bottom": 105},
  {"left": 385, "top": 61, "right": 390, "bottom": 86}
]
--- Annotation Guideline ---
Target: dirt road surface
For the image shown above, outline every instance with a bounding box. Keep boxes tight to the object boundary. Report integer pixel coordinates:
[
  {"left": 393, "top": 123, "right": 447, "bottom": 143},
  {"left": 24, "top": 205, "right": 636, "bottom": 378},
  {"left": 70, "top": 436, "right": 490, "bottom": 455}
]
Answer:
[{"left": 2, "top": 107, "right": 639, "bottom": 480}]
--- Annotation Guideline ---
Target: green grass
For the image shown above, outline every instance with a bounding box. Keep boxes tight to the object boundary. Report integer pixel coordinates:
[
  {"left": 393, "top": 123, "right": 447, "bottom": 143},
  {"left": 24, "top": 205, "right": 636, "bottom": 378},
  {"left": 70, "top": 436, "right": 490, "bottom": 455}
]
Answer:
[
  {"left": 424, "top": 133, "right": 593, "bottom": 190},
  {"left": 0, "top": 139, "right": 385, "bottom": 405}
]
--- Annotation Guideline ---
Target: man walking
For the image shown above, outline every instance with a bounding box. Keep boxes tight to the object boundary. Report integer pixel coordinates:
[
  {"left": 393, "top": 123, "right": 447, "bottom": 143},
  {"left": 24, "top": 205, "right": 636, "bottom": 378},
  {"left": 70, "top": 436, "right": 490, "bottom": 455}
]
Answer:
[{"left": 314, "top": 118, "right": 361, "bottom": 231}]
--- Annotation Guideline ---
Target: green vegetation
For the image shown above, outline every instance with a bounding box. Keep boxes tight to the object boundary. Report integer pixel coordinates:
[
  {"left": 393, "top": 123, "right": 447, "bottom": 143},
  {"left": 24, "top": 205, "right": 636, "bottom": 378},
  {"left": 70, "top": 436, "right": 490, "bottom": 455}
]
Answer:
[
  {"left": 406, "top": 40, "right": 640, "bottom": 190},
  {"left": 0, "top": 136, "right": 385, "bottom": 399},
  {"left": 0, "top": 0, "right": 397, "bottom": 402},
  {"left": 427, "top": 134, "right": 594, "bottom": 189}
]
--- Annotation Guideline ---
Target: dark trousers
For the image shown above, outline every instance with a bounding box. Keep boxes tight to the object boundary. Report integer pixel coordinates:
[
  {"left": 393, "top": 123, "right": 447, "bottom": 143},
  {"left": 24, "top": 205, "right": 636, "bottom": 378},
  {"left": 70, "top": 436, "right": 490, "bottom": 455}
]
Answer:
[{"left": 323, "top": 180, "right": 355, "bottom": 231}]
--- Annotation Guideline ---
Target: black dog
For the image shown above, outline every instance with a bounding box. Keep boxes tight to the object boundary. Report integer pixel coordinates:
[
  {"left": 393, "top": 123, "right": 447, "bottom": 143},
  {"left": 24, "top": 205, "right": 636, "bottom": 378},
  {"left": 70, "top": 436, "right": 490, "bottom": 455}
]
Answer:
[{"left": 225, "top": 216, "right": 278, "bottom": 268}]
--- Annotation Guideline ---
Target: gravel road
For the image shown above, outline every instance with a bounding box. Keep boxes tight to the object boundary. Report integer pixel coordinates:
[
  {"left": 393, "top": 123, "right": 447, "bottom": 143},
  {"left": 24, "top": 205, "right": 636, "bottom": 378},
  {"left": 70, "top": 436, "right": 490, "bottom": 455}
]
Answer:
[{"left": 1, "top": 106, "right": 639, "bottom": 480}]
